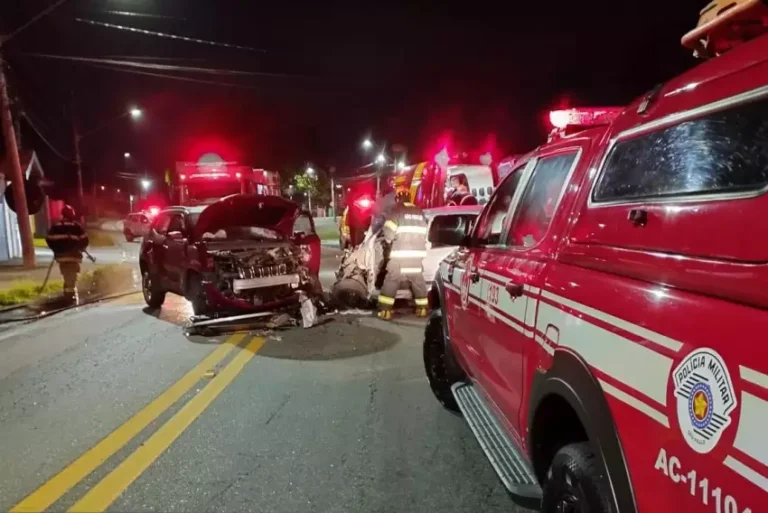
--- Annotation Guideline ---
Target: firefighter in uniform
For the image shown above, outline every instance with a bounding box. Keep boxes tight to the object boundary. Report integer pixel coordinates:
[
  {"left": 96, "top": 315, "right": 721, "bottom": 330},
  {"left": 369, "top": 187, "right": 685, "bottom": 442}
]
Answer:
[
  {"left": 377, "top": 189, "right": 429, "bottom": 320},
  {"left": 45, "top": 205, "right": 89, "bottom": 302}
]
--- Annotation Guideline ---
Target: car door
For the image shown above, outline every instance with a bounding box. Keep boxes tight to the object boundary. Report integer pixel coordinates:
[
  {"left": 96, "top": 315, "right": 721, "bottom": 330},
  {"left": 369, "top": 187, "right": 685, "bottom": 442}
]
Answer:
[
  {"left": 145, "top": 212, "right": 171, "bottom": 278},
  {"left": 446, "top": 164, "right": 528, "bottom": 384},
  {"left": 481, "top": 150, "right": 583, "bottom": 435},
  {"left": 292, "top": 212, "right": 321, "bottom": 276},
  {"left": 163, "top": 213, "right": 188, "bottom": 292}
]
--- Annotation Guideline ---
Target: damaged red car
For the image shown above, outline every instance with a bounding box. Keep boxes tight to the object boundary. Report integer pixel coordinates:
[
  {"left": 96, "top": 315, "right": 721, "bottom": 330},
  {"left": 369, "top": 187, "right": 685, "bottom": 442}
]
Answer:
[{"left": 139, "top": 194, "right": 321, "bottom": 316}]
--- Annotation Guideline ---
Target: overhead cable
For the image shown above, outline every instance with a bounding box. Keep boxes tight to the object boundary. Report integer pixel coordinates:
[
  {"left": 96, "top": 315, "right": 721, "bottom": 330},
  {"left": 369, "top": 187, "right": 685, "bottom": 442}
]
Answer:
[
  {"left": 75, "top": 18, "right": 266, "bottom": 54},
  {"left": 22, "top": 112, "right": 75, "bottom": 162}
]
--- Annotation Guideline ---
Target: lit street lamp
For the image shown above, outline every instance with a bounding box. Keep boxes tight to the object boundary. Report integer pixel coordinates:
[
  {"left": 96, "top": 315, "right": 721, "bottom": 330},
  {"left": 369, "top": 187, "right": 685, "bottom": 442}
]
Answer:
[
  {"left": 306, "top": 166, "right": 315, "bottom": 176},
  {"left": 397, "top": 161, "right": 406, "bottom": 170},
  {"left": 362, "top": 138, "right": 373, "bottom": 151},
  {"left": 130, "top": 107, "right": 143, "bottom": 119},
  {"left": 376, "top": 153, "right": 386, "bottom": 164},
  {"left": 124, "top": 152, "right": 131, "bottom": 159},
  {"left": 141, "top": 179, "right": 151, "bottom": 191},
  {"left": 100, "top": 185, "right": 105, "bottom": 191}
]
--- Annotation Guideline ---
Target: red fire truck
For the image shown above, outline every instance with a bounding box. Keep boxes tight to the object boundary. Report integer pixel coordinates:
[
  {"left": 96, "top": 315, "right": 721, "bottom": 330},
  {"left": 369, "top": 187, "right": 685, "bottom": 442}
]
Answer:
[
  {"left": 174, "top": 161, "right": 281, "bottom": 205},
  {"left": 425, "top": 2, "right": 768, "bottom": 511}
]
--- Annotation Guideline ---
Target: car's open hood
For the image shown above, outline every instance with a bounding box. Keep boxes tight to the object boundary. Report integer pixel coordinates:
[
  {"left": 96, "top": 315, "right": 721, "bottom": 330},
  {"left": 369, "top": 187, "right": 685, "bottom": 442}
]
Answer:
[{"left": 193, "top": 194, "right": 299, "bottom": 240}]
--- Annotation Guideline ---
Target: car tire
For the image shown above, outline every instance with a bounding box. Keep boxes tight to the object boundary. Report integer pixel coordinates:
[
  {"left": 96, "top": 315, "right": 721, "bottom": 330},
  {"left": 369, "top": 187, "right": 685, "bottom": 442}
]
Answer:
[
  {"left": 125, "top": 232, "right": 134, "bottom": 243},
  {"left": 142, "top": 270, "right": 165, "bottom": 308},
  {"left": 423, "top": 311, "right": 463, "bottom": 413},
  {"left": 541, "top": 442, "right": 614, "bottom": 513},
  {"left": 187, "top": 274, "right": 209, "bottom": 316}
]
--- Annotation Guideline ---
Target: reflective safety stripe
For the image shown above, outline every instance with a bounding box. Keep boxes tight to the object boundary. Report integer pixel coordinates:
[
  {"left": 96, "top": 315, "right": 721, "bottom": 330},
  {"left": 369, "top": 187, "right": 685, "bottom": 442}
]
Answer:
[
  {"left": 396, "top": 225, "right": 427, "bottom": 234},
  {"left": 400, "top": 267, "right": 423, "bottom": 274},
  {"left": 384, "top": 220, "right": 399, "bottom": 232},
  {"left": 390, "top": 249, "right": 427, "bottom": 259},
  {"left": 414, "top": 298, "right": 429, "bottom": 306},
  {"left": 378, "top": 295, "right": 395, "bottom": 305}
]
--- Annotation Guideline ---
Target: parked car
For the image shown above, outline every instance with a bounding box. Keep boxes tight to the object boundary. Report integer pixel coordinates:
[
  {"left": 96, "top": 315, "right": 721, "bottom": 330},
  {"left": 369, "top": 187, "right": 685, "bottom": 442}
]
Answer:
[
  {"left": 139, "top": 194, "right": 321, "bottom": 315},
  {"left": 123, "top": 212, "right": 152, "bottom": 242},
  {"left": 424, "top": 6, "right": 768, "bottom": 512},
  {"left": 332, "top": 205, "right": 481, "bottom": 304}
]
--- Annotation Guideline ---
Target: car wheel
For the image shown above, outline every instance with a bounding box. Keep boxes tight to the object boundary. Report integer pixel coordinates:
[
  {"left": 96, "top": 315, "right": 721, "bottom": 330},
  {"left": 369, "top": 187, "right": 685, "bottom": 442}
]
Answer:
[
  {"left": 541, "top": 442, "right": 614, "bottom": 513},
  {"left": 125, "top": 232, "right": 134, "bottom": 242},
  {"left": 187, "top": 274, "right": 209, "bottom": 316},
  {"left": 423, "top": 311, "right": 463, "bottom": 412},
  {"left": 142, "top": 271, "right": 165, "bottom": 308}
]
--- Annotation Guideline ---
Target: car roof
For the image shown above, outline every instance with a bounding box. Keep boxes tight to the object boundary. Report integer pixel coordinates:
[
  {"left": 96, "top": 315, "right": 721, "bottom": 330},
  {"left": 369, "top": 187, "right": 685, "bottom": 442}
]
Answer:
[{"left": 159, "top": 205, "right": 207, "bottom": 215}]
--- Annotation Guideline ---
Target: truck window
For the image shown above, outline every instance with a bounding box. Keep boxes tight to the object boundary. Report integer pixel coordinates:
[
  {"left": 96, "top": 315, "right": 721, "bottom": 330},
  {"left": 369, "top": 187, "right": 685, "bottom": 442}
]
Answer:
[
  {"left": 153, "top": 213, "right": 171, "bottom": 234},
  {"left": 428, "top": 214, "right": 477, "bottom": 248},
  {"left": 473, "top": 167, "right": 524, "bottom": 246},
  {"left": 508, "top": 153, "right": 578, "bottom": 248},
  {"left": 594, "top": 97, "right": 768, "bottom": 203}
]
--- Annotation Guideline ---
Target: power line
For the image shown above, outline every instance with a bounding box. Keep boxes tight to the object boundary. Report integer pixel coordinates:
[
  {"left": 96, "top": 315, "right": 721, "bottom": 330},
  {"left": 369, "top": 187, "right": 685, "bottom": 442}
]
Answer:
[
  {"left": 24, "top": 52, "right": 311, "bottom": 80},
  {"left": 87, "top": 62, "right": 262, "bottom": 90},
  {"left": 101, "top": 10, "right": 187, "bottom": 21},
  {"left": 1, "top": 0, "right": 71, "bottom": 46},
  {"left": 75, "top": 18, "right": 267, "bottom": 54},
  {"left": 21, "top": 111, "right": 75, "bottom": 162}
]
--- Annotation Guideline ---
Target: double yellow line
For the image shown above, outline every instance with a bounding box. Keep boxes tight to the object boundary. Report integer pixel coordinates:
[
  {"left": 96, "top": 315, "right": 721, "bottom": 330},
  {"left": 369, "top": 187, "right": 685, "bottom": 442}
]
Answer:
[{"left": 12, "top": 332, "right": 265, "bottom": 513}]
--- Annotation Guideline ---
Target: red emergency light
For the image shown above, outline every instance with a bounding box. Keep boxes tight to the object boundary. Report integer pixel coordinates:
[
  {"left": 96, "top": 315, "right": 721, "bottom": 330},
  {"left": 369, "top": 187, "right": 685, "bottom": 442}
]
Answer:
[
  {"left": 354, "top": 197, "right": 373, "bottom": 210},
  {"left": 148, "top": 206, "right": 160, "bottom": 217},
  {"left": 548, "top": 108, "right": 624, "bottom": 129}
]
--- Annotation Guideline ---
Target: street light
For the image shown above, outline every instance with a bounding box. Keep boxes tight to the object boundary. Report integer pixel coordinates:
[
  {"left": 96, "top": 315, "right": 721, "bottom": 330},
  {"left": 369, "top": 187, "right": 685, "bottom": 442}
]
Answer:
[
  {"left": 130, "top": 107, "right": 143, "bottom": 119},
  {"left": 376, "top": 153, "right": 386, "bottom": 164},
  {"left": 100, "top": 185, "right": 105, "bottom": 191},
  {"left": 141, "top": 179, "right": 151, "bottom": 191},
  {"left": 362, "top": 138, "right": 373, "bottom": 150},
  {"left": 124, "top": 152, "right": 131, "bottom": 158},
  {"left": 306, "top": 166, "right": 315, "bottom": 175},
  {"left": 397, "top": 161, "right": 406, "bottom": 170}
]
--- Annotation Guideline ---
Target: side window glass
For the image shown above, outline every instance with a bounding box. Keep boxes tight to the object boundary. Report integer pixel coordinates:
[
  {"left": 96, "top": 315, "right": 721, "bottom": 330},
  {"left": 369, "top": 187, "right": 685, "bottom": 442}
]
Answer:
[
  {"left": 153, "top": 213, "right": 171, "bottom": 234},
  {"left": 293, "top": 214, "right": 314, "bottom": 235},
  {"left": 594, "top": 98, "right": 768, "bottom": 203},
  {"left": 474, "top": 167, "right": 524, "bottom": 246},
  {"left": 167, "top": 214, "right": 184, "bottom": 234},
  {"left": 508, "top": 153, "right": 577, "bottom": 248}
]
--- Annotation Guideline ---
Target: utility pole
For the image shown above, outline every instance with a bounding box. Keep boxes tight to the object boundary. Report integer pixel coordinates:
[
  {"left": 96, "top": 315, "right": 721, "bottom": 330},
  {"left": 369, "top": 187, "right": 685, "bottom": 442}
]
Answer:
[
  {"left": 71, "top": 93, "right": 84, "bottom": 207},
  {"left": 329, "top": 166, "right": 336, "bottom": 219},
  {"left": 0, "top": 51, "right": 35, "bottom": 268}
]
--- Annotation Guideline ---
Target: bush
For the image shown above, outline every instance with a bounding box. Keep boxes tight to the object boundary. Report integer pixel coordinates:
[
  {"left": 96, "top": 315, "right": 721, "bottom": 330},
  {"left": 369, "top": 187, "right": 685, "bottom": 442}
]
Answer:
[{"left": 0, "top": 280, "right": 64, "bottom": 306}]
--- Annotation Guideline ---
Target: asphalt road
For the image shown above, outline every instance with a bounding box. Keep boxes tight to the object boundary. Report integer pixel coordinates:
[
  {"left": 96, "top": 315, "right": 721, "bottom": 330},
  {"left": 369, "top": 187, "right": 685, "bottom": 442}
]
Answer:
[{"left": 0, "top": 245, "right": 533, "bottom": 513}]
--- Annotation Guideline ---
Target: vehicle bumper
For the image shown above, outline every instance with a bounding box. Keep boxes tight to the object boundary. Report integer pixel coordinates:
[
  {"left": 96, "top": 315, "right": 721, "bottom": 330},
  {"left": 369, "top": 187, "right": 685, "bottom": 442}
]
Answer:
[{"left": 202, "top": 282, "right": 300, "bottom": 313}]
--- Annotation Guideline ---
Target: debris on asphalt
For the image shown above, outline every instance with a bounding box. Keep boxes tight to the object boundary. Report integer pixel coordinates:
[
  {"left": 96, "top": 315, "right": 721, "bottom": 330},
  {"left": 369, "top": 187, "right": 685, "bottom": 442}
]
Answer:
[
  {"left": 299, "top": 292, "right": 317, "bottom": 328},
  {"left": 203, "top": 370, "right": 217, "bottom": 379}
]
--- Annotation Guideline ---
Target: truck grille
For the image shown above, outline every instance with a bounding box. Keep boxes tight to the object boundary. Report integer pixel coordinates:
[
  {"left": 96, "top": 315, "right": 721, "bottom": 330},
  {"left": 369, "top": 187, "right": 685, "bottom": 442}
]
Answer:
[{"left": 238, "top": 263, "right": 288, "bottom": 279}]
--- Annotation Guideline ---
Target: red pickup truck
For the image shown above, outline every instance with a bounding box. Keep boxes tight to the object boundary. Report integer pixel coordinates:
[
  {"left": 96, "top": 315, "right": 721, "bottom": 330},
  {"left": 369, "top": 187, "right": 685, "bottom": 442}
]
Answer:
[{"left": 424, "top": 3, "right": 768, "bottom": 512}]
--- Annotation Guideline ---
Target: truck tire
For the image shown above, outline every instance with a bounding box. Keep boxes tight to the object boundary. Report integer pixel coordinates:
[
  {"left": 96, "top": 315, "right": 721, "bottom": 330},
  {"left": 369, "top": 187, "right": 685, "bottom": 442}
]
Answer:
[
  {"left": 423, "top": 311, "right": 464, "bottom": 413},
  {"left": 541, "top": 442, "right": 614, "bottom": 513},
  {"left": 142, "top": 270, "right": 165, "bottom": 308}
]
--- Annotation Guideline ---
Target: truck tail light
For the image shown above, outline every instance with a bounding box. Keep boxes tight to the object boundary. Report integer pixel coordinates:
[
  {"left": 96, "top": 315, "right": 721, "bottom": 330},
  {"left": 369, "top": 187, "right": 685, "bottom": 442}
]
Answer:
[{"left": 355, "top": 197, "right": 373, "bottom": 210}]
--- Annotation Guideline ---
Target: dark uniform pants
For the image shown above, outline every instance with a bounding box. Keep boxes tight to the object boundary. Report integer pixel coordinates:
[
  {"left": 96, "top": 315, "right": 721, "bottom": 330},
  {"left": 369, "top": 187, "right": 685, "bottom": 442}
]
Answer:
[
  {"left": 378, "top": 259, "right": 429, "bottom": 311},
  {"left": 56, "top": 256, "right": 82, "bottom": 297}
]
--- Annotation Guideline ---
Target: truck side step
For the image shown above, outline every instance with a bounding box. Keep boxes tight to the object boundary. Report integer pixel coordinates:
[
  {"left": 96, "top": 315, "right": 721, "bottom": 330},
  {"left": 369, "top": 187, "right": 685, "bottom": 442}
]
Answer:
[{"left": 451, "top": 382, "right": 542, "bottom": 505}]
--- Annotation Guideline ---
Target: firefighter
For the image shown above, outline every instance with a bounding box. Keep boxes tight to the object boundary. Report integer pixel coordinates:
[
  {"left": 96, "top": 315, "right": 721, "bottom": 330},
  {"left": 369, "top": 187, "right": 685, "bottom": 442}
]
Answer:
[
  {"left": 45, "top": 205, "right": 89, "bottom": 302},
  {"left": 377, "top": 188, "right": 429, "bottom": 320}
]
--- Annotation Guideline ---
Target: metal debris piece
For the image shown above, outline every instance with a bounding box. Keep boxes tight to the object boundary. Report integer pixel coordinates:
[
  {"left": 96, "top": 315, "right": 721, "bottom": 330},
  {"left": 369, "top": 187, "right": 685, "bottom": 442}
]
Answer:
[{"left": 203, "top": 370, "right": 217, "bottom": 379}]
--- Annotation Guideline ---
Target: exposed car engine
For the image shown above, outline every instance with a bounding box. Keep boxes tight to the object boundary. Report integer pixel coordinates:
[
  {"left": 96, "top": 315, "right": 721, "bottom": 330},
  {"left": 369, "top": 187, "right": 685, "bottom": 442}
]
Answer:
[{"left": 209, "top": 241, "right": 313, "bottom": 306}]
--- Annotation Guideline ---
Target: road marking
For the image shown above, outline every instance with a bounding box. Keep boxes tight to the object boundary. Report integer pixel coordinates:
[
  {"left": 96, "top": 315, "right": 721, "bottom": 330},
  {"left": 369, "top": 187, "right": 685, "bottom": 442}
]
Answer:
[
  {"left": 68, "top": 335, "right": 266, "bottom": 512},
  {"left": 10, "top": 333, "right": 247, "bottom": 513}
]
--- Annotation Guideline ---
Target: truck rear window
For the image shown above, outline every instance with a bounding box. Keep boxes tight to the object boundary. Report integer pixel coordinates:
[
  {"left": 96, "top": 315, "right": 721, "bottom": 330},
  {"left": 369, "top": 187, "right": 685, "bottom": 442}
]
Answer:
[{"left": 593, "top": 97, "right": 768, "bottom": 203}]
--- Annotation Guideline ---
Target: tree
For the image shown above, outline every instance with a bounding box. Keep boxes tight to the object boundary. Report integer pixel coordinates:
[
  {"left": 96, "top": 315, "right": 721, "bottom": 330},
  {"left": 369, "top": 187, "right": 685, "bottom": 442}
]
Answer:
[{"left": 291, "top": 168, "right": 330, "bottom": 208}]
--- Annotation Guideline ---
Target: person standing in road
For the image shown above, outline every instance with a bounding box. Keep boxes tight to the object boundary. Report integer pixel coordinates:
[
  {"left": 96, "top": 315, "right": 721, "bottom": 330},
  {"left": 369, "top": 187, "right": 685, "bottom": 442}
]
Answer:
[
  {"left": 377, "top": 189, "right": 429, "bottom": 320},
  {"left": 45, "top": 205, "right": 89, "bottom": 303}
]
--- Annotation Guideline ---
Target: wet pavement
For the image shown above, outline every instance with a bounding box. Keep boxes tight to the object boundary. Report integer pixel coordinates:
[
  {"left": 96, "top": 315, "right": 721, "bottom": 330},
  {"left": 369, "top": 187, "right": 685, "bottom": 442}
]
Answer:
[{"left": 0, "top": 246, "right": 533, "bottom": 513}]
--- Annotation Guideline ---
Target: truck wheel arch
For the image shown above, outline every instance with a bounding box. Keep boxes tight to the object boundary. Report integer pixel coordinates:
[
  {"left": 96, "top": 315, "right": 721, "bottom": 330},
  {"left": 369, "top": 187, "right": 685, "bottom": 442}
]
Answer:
[{"left": 528, "top": 350, "right": 638, "bottom": 513}]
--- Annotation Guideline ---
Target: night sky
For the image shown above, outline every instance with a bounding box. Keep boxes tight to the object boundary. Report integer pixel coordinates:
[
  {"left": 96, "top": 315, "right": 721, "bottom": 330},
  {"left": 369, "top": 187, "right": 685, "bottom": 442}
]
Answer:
[{"left": 2, "top": 0, "right": 706, "bottom": 198}]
